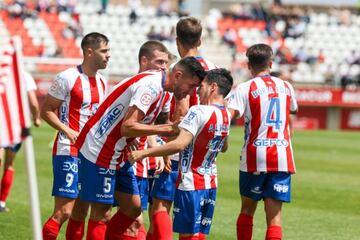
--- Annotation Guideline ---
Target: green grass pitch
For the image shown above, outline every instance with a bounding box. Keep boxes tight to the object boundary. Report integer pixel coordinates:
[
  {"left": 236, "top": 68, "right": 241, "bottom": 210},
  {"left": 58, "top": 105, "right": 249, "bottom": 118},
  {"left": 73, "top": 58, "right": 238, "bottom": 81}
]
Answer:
[{"left": 0, "top": 125, "right": 359, "bottom": 239}]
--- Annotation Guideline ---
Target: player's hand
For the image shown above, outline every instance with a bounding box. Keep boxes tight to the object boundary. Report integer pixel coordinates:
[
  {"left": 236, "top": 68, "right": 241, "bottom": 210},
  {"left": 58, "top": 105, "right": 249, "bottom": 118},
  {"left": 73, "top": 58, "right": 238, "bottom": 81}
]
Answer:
[
  {"left": 129, "top": 150, "right": 145, "bottom": 165},
  {"left": 33, "top": 118, "right": 41, "bottom": 127},
  {"left": 154, "top": 157, "right": 165, "bottom": 175},
  {"left": 164, "top": 156, "right": 172, "bottom": 173},
  {"left": 128, "top": 138, "right": 140, "bottom": 151},
  {"left": 64, "top": 128, "right": 79, "bottom": 144}
]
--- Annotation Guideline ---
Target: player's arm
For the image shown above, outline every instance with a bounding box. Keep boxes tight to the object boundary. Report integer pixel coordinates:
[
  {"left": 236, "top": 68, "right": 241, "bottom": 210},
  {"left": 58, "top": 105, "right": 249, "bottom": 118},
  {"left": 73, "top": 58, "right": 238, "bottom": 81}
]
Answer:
[
  {"left": 129, "top": 128, "right": 193, "bottom": 163},
  {"left": 220, "top": 136, "right": 229, "bottom": 152},
  {"left": 40, "top": 94, "right": 79, "bottom": 143},
  {"left": 27, "top": 90, "right": 41, "bottom": 127},
  {"left": 228, "top": 108, "right": 239, "bottom": 120},
  {"left": 121, "top": 106, "right": 179, "bottom": 138}
]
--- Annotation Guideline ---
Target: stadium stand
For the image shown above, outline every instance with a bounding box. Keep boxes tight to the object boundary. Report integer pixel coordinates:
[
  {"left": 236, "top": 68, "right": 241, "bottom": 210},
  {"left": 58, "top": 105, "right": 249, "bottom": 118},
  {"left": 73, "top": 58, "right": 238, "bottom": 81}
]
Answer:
[{"left": 0, "top": 1, "right": 359, "bottom": 87}]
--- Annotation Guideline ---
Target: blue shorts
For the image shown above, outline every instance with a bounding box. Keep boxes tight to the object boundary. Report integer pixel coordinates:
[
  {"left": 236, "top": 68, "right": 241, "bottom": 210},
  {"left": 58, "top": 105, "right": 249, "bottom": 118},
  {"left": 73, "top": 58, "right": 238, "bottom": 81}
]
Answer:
[
  {"left": 239, "top": 171, "right": 292, "bottom": 202},
  {"left": 173, "top": 188, "right": 217, "bottom": 235},
  {"left": 150, "top": 160, "right": 178, "bottom": 201},
  {"left": 5, "top": 143, "right": 22, "bottom": 153},
  {"left": 115, "top": 161, "right": 148, "bottom": 210},
  {"left": 78, "top": 153, "right": 116, "bottom": 204},
  {"left": 52, "top": 155, "right": 79, "bottom": 199}
]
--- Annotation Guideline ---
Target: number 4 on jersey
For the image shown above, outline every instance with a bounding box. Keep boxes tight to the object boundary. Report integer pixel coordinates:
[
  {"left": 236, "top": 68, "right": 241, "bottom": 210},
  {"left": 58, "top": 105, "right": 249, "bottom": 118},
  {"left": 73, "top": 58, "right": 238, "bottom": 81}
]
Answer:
[{"left": 265, "top": 98, "right": 282, "bottom": 131}]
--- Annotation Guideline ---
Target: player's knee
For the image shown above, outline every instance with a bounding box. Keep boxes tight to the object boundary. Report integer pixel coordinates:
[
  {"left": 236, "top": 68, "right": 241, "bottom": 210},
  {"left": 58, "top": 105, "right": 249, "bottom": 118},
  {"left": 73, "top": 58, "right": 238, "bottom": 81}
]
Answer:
[
  {"left": 53, "top": 208, "right": 72, "bottom": 223},
  {"left": 130, "top": 205, "right": 142, "bottom": 217}
]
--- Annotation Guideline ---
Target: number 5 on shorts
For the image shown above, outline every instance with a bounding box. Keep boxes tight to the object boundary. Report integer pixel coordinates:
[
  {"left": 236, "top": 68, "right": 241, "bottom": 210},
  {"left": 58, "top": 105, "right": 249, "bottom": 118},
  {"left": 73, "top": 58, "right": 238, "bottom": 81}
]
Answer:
[{"left": 103, "top": 177, "right": 112, "bottom": 193}]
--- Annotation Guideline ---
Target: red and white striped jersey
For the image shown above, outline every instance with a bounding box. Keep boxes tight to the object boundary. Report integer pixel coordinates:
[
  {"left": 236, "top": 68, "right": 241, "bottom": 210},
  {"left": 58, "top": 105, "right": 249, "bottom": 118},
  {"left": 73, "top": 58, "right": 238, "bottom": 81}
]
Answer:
[
  {"left": 176, "top": 104, "right": 230, "bottom": 191},
  {"left": 132, "top": 136, "right": 149, "bottom": 177},
  {"left": 169, "top": 57, "right": 217, "bottom": 162},
  {"left": 226, "top": 75, "right": 298, "bottom": 173},
  {"left": 132, "top": 91, "right": 172, "bottom": 177},
  {"left": 75, "top": 71, "right": 169, "bottom": 170},
  {"left": 48, "top": 66, "right": 106, "bottom": 156}
]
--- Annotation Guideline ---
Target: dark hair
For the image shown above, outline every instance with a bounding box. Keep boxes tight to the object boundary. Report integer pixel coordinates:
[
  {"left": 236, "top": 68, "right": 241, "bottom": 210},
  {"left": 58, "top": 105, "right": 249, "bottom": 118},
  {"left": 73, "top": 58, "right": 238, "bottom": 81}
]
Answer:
[
  {"left": 81, "top": 32, "right": 109, "bottom": 52},
  {"left": 246, "top": 44, "right": 273, "bottom": 72},
  {"left": 174, "top": 56, "right": 206, "bottom": 81},
  {"left": 176, "top": 17, "right": 202, "bottom": 48},
  {"left": 138, "top": 40, "right": 169, "bottom": 64},
  {"left": 205, "top": 68, "right": 233, "bottom": 97}
]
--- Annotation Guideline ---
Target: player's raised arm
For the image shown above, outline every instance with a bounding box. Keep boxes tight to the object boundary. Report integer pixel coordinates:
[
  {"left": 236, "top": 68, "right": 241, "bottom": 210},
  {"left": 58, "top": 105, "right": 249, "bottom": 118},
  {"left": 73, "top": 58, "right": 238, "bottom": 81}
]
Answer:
[{"left": 121, "top": 106, "right": 179, "bottom": 138}]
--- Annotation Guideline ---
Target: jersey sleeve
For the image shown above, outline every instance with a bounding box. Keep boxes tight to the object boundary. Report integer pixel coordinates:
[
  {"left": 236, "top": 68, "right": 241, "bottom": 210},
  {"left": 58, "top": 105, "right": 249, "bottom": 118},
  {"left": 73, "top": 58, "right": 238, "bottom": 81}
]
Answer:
[
  {"left": 178, "top": 105, "right": 204, "bottom": 137},
  {"left": 48, "top": 72, "right": 69, "bottom": 100},
  {"left": 23, "top": 71, "right": 37, "bottom": 91},
  {"left": 226, "top": 84, "right": 246, "bottom": 118},
  {"left": 285, "top": 81, "right": 298, "bottom": 112},
  {"left": 129, "top": 77, "right": 160, "bottom": 114}
]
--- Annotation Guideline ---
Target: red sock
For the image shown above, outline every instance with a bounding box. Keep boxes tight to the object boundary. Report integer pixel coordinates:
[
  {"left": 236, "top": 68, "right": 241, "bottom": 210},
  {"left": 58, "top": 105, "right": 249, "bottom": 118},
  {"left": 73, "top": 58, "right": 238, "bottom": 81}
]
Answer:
[
  {"left": 87, "top": 219, "right": 107, "bottom": 240},
  {"left": 105, "top": 210, "right": 136, "bottom": 240},
  {"left": 0, "top": 168, "right": 14, "bottom": 202},
  {"left": 152, "top": 211, "right": 172, "bottom": 240},
  {"left": 199, "top": 233, "right": 206, "bottom": 239},
  {"left": 137, "top": 224, "right": 146, "bottom": 240},
  {"left": 236, "top": 213, "right": 253, "bottom": 240},
  {"left": 42, "top": 217, "right": 61, "bottom": 240},
  {"left": 265, "top": 225, "right": 282, "bottom": 240},
  {"left": 179, "top": 236, "right": 199, "bottom": 240},
  {"left": 146, "top": 232, "right": 155, "bottom": 240},
  {"left": 119, "top": 235, "right": 137, "bottom": 240},
  {"left": 66, "top": 218, "right": 85, "bottom": 240}
]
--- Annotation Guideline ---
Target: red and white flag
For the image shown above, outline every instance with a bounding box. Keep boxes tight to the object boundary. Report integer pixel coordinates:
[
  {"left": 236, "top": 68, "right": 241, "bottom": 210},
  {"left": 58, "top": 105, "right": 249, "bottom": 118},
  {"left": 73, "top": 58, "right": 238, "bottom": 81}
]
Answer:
[{"left": 0, "top": 38, "right": 30, "bottom": 147}]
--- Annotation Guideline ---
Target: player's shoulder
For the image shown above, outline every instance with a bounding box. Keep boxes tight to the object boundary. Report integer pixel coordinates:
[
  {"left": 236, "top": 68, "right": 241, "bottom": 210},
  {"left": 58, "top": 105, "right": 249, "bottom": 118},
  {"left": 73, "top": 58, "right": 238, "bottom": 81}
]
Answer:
[
  {"left": 188, "top": 104, "right": 210, "bottom": 116},
  {"left": 195, "top": 56, "right": 217, "bottom": 70},
  {"left": 56, "top": 66, "right": 79, "bottom": 82}
]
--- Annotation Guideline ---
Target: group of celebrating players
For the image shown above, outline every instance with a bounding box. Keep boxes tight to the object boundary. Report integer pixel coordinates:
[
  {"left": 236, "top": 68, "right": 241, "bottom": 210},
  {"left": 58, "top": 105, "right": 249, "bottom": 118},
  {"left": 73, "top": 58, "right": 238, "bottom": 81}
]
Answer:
[{"left": 37, "top": 16, "right": 297, "bottom": 240}]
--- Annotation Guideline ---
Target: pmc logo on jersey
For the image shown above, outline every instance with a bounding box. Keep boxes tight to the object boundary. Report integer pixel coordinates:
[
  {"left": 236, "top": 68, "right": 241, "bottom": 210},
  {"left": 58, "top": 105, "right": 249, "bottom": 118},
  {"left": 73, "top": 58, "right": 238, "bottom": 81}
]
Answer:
[{"left": 95, "top": 104, "right": 124, "bottom": 139}]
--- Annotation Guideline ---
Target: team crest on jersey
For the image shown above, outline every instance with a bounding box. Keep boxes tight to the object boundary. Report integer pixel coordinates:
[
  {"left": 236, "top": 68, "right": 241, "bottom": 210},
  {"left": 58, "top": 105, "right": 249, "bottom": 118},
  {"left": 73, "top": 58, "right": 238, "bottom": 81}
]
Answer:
[
  {"left": 140, "top": 93, "right": 152, "bottom": 106},
  {"left": 95, "top": 104, "right": 124, "bottom": 139},
  {"left": 183, "top": 110, "right": 197, "bottom": 125}
]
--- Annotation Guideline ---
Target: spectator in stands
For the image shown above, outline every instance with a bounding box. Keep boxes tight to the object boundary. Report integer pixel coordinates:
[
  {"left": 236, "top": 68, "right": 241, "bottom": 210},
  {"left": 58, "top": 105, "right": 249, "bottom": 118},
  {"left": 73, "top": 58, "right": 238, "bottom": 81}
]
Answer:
[
  {"left": 147, "top": 25, "right": 161, "bottom": 41},
  {"left": 157, "top": 0, "right": 172, "bottom": 17},
  {"left": 177, "top": 0, "right": 187, "bottom": 17},
  {"left": 346, "top": 50, "right": 360, "bottom": 65},
  {"left": 128, "top": 0, "right": 141, "bottom": 25},
  {"left": 205, "top": 8, "right": 222, "bottom": 39},
  {"left": 98, "top": 0, "right": 108, "bottom": 14},
  {"left": 222, "top": 28, "right": 237, "bottom": 49},
  {"left": 294, "top": 47, "right": 308, "bottom": 63},
  {"left": 275, "top": 45, "right": 295, "bottom": 65},
  {"left": 36, "top": 0, "right": 50, "bottom": 12},
  {"left": 251, "top": 2, "right": 267, "bottom": 21}
]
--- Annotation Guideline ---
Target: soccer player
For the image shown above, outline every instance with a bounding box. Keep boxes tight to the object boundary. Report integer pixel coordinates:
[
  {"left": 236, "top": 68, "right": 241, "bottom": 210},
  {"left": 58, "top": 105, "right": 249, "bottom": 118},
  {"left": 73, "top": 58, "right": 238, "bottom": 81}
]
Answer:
[
  {"left": 0, "top": 71, "right": 41, "bottom": 212},
  {"left": 226, "top": 44, "right": 298, "bottom": 240},
  {"left": 129, "top": 68, "right": 233, "bottom": 240},
  {"left": 147, "top": 16, "right": 217, "bottom": 240},
  {"left": 41, "top": 32, "right": 110, "bottom": 240},
  {"left": 115, "top": 40, "right": 170, "bottom": 239},
  {"left": 72, "top": 56, "right": 205, "bottom": 240}
]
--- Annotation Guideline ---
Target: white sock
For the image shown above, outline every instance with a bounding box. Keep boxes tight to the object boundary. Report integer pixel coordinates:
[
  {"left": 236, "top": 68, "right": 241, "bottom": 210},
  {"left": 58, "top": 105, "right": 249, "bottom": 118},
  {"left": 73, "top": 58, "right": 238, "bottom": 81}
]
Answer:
[{"left": 0, "top": 201, "right": 6, "bottom": 208}]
